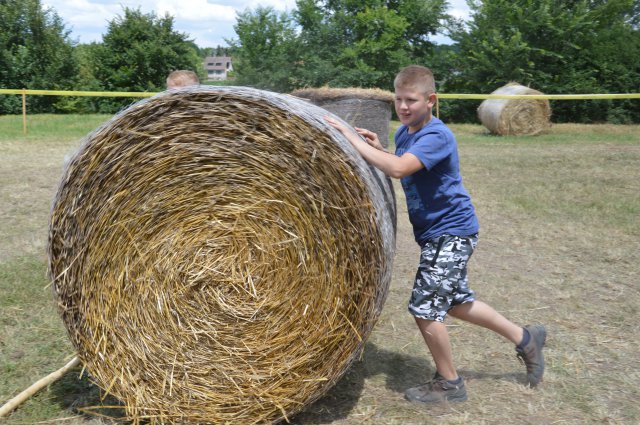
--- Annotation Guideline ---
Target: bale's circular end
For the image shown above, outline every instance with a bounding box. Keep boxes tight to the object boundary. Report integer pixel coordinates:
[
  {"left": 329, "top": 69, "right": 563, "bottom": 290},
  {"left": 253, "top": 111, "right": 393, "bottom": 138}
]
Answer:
[
  {"left": 478, "top": 83, "right": 552, "bottom": 136},
  {"left": 47, "top": 87, "right": 395, "bottom": 424}
]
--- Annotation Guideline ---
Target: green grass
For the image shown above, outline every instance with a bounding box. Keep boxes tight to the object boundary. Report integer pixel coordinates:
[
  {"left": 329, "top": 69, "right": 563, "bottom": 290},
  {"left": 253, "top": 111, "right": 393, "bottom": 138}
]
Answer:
[
  {"left": 449, "top": 124, "right": 640, "bottom": 235},
  {"left": 0, "top": 255, "right": 79, "bottom": 422},
  {"left": 0, "top": 114, "right": 112, "bottom": 141},
  {"left": 1, "top": 115, "right": 639, "bottom": 424}
]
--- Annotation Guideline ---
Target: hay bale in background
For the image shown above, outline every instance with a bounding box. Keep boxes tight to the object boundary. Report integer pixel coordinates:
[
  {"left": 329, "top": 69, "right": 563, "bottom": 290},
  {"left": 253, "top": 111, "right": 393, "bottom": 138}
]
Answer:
[
  {"left": 478, "top": 82, "right": 551, "bottom": 136},
  {"left": 47, "top": 86, "right": 396, "bottom": 424},
  {"left": 291, "top": 87, "right": 395, "bottom": 148}
]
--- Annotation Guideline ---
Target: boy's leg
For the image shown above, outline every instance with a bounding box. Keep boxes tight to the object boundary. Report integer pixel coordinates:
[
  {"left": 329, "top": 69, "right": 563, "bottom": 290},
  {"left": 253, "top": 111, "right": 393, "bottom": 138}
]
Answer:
[
  {"left": 414, "top": 317, "right": 457, "bottom": 380},
  {"left": 406, "top": 317, "right": 468, "bottom": 403},
  {"left": 449, "top": 301, "right": 546, "bottom": 387},
  {"left": 448, "top": 300, "right": 523, "bottom": 344},
  {"left": 404, "top": 235, "right": 477, "bottom": 403}
]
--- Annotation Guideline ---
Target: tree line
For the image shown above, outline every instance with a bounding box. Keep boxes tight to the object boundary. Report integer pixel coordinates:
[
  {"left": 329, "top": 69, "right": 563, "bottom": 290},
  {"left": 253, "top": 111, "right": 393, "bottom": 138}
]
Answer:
[
  {"left": 0, "top": 1, "right": 204, "bottom": 114},
  {"left": 1, "top": 0, "right": 638, "bottom": 123}
]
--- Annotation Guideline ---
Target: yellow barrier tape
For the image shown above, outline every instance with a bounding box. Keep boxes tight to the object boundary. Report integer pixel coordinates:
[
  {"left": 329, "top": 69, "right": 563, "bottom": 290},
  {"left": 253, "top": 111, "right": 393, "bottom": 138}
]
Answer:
[
  {"left": 437, "top": 93, "right": 640, "bottom": 100},
  {"left": 0, "top": 89, "right": 157, "bottom": 97},
  {"left": 1, "top": 88, "right": 639, "bottom": 100}
]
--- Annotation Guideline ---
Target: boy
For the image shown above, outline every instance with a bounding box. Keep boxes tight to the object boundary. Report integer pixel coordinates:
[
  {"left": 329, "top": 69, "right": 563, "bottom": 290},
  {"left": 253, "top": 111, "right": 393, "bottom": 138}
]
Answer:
[
  {"left": 166, "top": 70, "right": 200, "bottom": 90},
  {"left": 325, "top": 65, "right": 546, "bottom": 403}
]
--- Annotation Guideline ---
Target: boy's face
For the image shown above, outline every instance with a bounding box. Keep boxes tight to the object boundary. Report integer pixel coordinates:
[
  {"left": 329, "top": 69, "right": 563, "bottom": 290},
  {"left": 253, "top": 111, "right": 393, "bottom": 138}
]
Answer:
[{"left": 394, "top": 86, "right": 436, "bottom": 133}]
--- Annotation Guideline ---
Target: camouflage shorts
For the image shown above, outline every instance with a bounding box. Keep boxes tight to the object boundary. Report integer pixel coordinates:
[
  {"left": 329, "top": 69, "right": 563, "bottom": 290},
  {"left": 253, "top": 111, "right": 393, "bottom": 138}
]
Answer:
[{"left": 408, "top": 234, "right": 479, "bottom": 322}]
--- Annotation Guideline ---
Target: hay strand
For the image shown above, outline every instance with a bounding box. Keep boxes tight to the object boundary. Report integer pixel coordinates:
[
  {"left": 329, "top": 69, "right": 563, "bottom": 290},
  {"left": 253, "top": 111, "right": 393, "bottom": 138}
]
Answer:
[
  {"left": 47, "top": 86, "right": 396, "bottom": 424},
  {"left": 477, "top": 82, "right": 551, "bottom": 136}
]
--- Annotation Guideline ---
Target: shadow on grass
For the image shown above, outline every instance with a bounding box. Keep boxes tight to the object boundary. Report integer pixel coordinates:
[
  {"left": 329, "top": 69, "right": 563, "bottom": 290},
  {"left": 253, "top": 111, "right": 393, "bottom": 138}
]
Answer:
[
  {"left": 294, "top": 342, "right": 525, "bottom": 423},
  {"left": 292, "top": 342, "right": 429, "bottom": 423},
  {"left": 46, "top": 342, "right": 422, "bottom": 424},
  {"left": 49, "top": 369, "right": 125, "bottom": 423},
  {"left": 47, "top": 343, "right": 522, "bottom": 424}
]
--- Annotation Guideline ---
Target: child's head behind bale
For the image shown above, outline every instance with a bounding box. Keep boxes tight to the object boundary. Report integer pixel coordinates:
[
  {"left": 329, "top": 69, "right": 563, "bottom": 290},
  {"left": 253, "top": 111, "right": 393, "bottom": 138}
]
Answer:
[{"left": 47, "top": 86, "right": 396, "bottom": 424}]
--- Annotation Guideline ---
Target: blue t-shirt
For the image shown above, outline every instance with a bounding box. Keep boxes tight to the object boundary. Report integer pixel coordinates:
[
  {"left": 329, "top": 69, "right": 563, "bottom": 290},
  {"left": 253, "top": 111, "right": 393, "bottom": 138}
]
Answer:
[{"left": 395, "top": 117, "right": 479, "bottom": 244}]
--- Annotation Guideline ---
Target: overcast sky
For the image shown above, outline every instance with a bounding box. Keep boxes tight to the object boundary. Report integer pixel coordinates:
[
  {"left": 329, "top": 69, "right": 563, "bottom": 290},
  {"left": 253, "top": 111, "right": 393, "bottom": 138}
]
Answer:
[{"left": 43, "top": 0, "right": 471, "bottom": 48}]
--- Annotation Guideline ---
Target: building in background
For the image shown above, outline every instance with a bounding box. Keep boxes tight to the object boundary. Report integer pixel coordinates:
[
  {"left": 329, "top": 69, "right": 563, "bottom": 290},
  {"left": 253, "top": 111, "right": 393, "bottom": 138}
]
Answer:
[{"left": 204, "top": 56, "right": 233, "bottom": 81}]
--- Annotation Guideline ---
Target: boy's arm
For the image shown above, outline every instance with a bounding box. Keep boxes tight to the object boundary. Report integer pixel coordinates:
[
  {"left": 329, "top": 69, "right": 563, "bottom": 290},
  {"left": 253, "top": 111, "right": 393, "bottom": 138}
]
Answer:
[{"left": 325, "top": 116, "right": 423, "bottom": 179}]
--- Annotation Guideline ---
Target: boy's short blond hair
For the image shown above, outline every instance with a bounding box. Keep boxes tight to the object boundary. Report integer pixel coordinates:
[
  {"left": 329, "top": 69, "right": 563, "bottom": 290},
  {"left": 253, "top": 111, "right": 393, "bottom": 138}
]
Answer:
[
  {"left": 394, "top": 65, "right": 436, "bottom": 97},
  {"left": 166, "top": 70, "right": 200, "bottom": 89}
]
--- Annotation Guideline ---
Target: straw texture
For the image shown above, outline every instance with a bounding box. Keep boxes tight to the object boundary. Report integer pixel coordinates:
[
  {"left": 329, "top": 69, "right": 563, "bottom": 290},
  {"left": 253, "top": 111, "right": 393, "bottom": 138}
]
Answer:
[
  {"left": 47, "top": 86, "right": 395, "bottom": 424},
  {"left": 291, "top": 87, "right": 394, "bottom": 148},
  {"left": 477, "top": 82, "right": 552, "bottom": 136}
]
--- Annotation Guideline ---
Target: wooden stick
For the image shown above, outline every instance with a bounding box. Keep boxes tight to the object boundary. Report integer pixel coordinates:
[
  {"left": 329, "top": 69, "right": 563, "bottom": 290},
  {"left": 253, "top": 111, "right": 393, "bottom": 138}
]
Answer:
[
  {"left": 22, "top": 88, "right": 27, "bottom": 135},
  {"left": 0, "top": 356, "right": 80, "bottom": 418}
]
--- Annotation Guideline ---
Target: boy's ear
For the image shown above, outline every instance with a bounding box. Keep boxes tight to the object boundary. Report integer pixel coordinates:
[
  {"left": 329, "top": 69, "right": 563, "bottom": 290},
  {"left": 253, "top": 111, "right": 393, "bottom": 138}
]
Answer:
[{"left": 426, "top": 93, "right": 438, "bottom": 106}]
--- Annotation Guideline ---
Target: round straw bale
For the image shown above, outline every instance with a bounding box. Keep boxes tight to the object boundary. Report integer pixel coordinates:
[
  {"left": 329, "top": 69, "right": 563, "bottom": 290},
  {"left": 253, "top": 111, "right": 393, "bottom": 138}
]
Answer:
[
  {"left": 47, "top": 86, "right": 396, "bottom": 424},
  {"left": 477, "top": 82, "right": 551, "bottom": 136},
  {"left": 291, "top": 87, "right": 395, "bottom": 148}
]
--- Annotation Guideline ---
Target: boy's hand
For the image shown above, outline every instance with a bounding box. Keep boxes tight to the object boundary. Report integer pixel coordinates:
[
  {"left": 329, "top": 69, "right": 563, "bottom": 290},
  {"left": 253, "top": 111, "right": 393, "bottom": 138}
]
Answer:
[
  {"left": 325, "top": 116, "right": 361, "bottom": 145},
  {"left": 354, "top": 127, "right": 384, "bottom": 151},
  {"left": 325, "top": 116, "right": 385, "bottom": 151},
  {"left": 324, "top": 116, "right": 351, "bottom": 135}
]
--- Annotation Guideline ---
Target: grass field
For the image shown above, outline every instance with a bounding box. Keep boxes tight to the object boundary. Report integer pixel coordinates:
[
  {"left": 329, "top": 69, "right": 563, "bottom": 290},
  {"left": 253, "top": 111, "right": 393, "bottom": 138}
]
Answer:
[{"left": 1, "top": 114, "right": 639, "bottom": 424}]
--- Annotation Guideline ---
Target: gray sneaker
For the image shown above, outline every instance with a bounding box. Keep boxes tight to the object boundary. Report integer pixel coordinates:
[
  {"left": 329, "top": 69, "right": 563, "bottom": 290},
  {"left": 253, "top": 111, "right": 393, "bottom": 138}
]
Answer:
[
  {"left": 516, "top": 325, "right": 547, "bottom": 387},
  {"left": 404, "top": 373, "right": 468, "bottom": 403}
]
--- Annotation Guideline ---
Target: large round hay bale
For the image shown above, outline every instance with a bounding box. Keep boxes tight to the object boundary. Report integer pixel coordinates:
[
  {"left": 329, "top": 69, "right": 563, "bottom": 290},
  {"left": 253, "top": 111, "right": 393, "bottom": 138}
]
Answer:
[
  {"left": 291, "top": 87, "right": 395, "bottom": 148},
  {"left": 47, "top": 86, "right": 396, "bottom": 424},
  {"left": 477, "top": 82, "right": 551, "bottom": 136}
]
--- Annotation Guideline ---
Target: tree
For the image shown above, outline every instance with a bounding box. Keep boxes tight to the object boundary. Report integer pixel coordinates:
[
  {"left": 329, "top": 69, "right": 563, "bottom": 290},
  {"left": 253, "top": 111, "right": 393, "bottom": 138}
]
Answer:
[
  {"left": 0, "top": 0, "right": 78, "bottom": 113},
  {"left": 445, "top": 0, "right": 640, "bottom": 123},
  {"left": 294, "top": 0, "right": 450, "bottom": 89},
  {"left": 230, "top": 0, "right": 451, "bottom": 92},
  {"left": 66, "top": 42, "right": 107, "bottom": 113},
  {"left": 91, "top": 7, "right": 201, "bottom": 111},
  {"left": 230, "top": 6, "right": 301, "bottom": 92}
]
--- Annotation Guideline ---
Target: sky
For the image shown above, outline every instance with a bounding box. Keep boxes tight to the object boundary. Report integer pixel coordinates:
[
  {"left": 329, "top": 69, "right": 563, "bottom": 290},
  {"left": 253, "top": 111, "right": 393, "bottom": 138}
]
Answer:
[{"left": 43, "top": 0, "right": 472, "bottom": 49}]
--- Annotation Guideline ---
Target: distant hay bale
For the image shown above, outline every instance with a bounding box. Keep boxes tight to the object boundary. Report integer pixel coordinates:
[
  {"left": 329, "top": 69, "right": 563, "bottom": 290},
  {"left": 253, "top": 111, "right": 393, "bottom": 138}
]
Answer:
[
  {"left": 47, "top": 86, "right": 396, "bottom": 424},
  {"left": 291, "top": 87, "right": 395, "bottom": 148},
  {"left": 477, "top": 82, "right": 551, "bottom": 136}
]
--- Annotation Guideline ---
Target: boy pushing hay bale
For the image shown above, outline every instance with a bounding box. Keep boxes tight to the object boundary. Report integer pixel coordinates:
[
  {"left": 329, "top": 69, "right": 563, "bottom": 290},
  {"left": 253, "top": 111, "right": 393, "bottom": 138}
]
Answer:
[
  {"left": 478, "top": 82, "right": 552, "bottom": 136},
  {"left": 47, "top": 86, "right": 396, "bottom": 424}
]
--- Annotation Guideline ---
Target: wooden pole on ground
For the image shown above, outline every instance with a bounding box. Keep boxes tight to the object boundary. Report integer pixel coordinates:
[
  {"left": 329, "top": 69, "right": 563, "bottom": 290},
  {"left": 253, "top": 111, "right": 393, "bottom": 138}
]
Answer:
[
  {"left": 22, "top": 88, "right": 27, "bottom": 135},
  {"left": 0, "top": 356, "right": 80, "bottom": 418}
]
